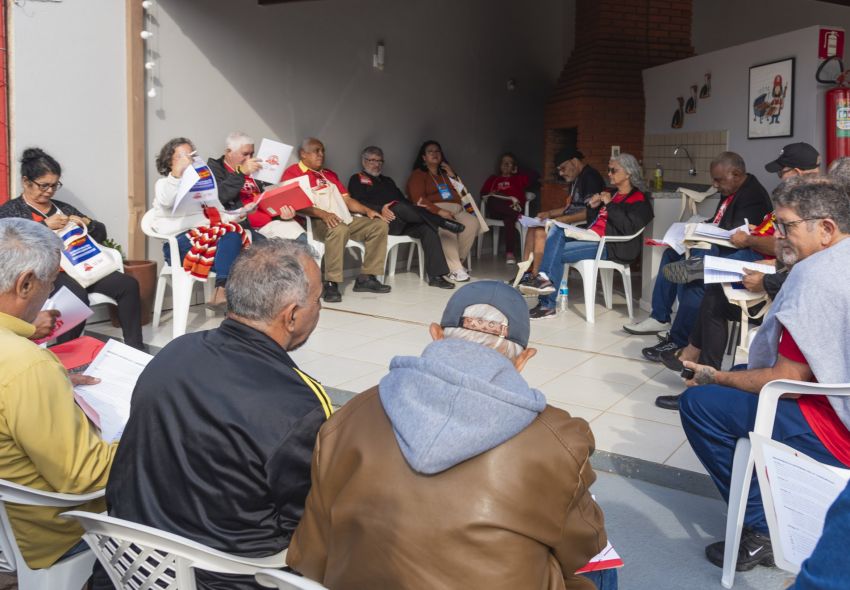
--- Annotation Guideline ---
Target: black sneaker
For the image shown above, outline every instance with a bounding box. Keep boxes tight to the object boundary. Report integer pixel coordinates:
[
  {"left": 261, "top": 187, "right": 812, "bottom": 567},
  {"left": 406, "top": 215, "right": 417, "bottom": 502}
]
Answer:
[
  {"left": 660, "top": 348, "right": 685, "bottom": 372},
  {"left": 322, "top": 281, "right": 342, "bottom": 303},
  {"left": 654, "top": 394, "right": 682, "bottom": 410},
  {"left": 519, "top": 275, "right": 555, "bottom": 295},
  {"left": 642, "top": 337, "right": 680, "bottom": 362},
  {"left": 663, "top": 257, "right": 705, "bottom": 284},
  {"left": 705, "top": 527, "right": 775, "bottom": 571},
  {"left": 518, "top": 271, "right": 533, "bottom": 286},
  {"left": 529, "top": 304, "right": 556, "bottom": 320},
  {"left": 353, "top": 275, "right": 391, "bottom": 293},
  {"left": 428, "top": 275, "right": 455, "bottom": 289}
]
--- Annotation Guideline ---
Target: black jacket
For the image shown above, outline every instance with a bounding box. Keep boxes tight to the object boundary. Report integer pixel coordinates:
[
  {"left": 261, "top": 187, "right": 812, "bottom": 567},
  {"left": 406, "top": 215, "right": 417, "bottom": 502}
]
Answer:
[
  {"left": 347, "top": 171, "right": 406, "bottom": 211},
  {"left": 585, "top": 188, "right": 654, "bottom": 263},
  {"left": 712, "top": 174, "right": 773, "bottom": 230},
  {"left": 207, "top": 156, "right": 270, "bottom": 211},
  {"left": 101, "top": 319, "right": 330, "bottom": 590},
  {"left": 0, "top": 196, "right": 108, "bottom": 242},
  {"left": 571, "top": 164, "right": 606, "bottom": 210}
]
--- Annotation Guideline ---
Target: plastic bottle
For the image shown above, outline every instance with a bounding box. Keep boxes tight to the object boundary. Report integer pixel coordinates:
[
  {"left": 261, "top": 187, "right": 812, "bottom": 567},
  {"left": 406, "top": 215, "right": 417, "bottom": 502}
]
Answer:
[
  {"left": 558, "top": 279, "right": 569, "bottom": 313},
  {"left": 654, "top": 163, "right": 664, "bottom": 191}
]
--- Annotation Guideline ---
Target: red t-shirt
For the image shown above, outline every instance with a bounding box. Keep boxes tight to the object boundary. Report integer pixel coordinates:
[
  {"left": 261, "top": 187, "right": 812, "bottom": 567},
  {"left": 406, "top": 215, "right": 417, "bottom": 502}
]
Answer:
[
  {"left": 281, "top": 161, "right": 348, "bottom": 195},
  {"left": 588, "top": 190, "right": 645, "bottom": 237},
  {"left": 779, "top": 328, "right": 850, "bottom": 466},
  {"left": 479, "top": 173, "right": 529, "bottom": 206}
]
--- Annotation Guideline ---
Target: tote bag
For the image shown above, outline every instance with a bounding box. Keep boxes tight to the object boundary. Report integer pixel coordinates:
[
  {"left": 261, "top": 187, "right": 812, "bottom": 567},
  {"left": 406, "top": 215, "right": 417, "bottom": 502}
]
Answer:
[{"left": 56, "top": 222, "right": 121, "bottom": 288}]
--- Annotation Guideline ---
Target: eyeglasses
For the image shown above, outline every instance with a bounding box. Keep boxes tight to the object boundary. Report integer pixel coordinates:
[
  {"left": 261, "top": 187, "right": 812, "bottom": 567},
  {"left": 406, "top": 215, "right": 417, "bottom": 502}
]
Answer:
[
  {"left": 774, "top": 217, "right": 826, "bottom": 237},
  {"left": 608, "top": 168, "right": 620, "bottom": 175},
  {"left": 365, "top": 158, "right": 384, "bottom": 164},
  {"left": 28, "top": 179, "right": 63, "bottom": 192}
]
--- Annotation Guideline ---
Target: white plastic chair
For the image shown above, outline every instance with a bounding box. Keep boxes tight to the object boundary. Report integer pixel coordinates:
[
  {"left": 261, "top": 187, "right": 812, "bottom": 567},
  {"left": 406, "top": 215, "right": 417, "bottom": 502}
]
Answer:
[
  {"left": 141, "top": 210, "right": 216, "bottom": 340},
  {"left": 561, "top": 226, "right": 647, "bottom": 323},
  {"left": 382, "top": 234, "right": 424, "bottom": 282},
  {"left": 87, "top": 247, "right": 124, "bottom": 309},
  {"left": 255, "top": 568, "right": 329, "bottom": 589},
  {"left": 477, "top": 191, "right": 535, "bottom": 258},
  {"left": 62, "top": 510, "right": 287, "bottom": 589},
  {"left": 720, "top": 380, "right": 850, "bottom": 588},
  {"left": 0, "top": 479, "right": 104, "bottom": 590}
]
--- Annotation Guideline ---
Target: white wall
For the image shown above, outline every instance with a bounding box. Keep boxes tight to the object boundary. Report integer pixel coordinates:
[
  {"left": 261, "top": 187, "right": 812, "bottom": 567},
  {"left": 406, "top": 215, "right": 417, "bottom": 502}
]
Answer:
[
  {"left": 145, "top": 0, "right": 566, "bottom": 220},
  {"left": 644, "top": 25, "right": 835, "bottom": 193},
  {"left": 693, "top": 0, "right": 850, "bottom": 55},
  {"left": 10, "top": 0, "right": 128, "bottom": 248}
]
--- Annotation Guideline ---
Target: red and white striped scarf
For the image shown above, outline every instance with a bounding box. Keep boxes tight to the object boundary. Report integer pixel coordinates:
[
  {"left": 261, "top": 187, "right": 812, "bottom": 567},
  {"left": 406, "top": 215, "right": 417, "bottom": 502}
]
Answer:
[{"left": 182, "top": 207, "right": 250, "bottom": 280}]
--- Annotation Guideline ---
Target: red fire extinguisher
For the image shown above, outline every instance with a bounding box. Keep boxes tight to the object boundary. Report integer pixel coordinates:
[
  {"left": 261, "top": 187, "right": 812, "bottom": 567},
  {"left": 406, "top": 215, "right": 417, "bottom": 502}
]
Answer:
[{"left": 820, "top": 57, "right": 850, "bottom": 166}]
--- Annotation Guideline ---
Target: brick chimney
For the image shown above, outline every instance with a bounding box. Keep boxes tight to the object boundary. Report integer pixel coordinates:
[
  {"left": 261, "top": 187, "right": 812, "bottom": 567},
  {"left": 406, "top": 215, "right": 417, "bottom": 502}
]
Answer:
[{"left": 541, "top": 0, "right": 694, "bottom": 209}]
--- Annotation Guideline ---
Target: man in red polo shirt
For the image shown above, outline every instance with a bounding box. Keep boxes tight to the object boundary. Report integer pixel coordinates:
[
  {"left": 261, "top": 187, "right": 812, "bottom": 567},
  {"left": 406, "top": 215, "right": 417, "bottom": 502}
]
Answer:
[
  {"left": 677, "top": 176, "right": 850, "bottom": 572},
  {"left": 282, "top": 138, "right": 390, "bottom": 303}
]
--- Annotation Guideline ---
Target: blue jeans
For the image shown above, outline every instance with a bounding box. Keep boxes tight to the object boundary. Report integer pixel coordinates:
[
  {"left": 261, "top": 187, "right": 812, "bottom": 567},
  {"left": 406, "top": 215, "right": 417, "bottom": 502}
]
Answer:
[
  {"left": 582, "top": 568, "right": 618, "bottom": 589},
  {"left": 163, "top": 232, "right": 243, "bottom": 285},
  {"left": 537, "top": 227, "right": 607, "bottom": 308},
  {"left": 679, "top": 384, "right": 844, "bottom": 533}
]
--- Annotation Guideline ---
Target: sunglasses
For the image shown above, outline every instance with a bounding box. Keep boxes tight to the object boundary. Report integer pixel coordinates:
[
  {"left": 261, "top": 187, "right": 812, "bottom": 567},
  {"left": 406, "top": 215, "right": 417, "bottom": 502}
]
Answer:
[
  {"left": 774, "top": 217, "right": 826, "bottom": 237},
  {"left": 608, "top": 167, "right": 621, "bottom": 175}
]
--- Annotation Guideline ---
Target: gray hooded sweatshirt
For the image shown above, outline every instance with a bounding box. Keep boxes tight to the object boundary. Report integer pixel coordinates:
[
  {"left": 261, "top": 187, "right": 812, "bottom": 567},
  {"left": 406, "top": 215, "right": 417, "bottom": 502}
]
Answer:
[{"left": 378, "top": 338, "right": 547, "bottom": 475}]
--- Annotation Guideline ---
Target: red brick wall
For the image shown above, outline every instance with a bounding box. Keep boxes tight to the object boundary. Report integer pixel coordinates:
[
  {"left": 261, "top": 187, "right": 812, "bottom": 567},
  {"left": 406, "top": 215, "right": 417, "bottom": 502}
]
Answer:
[{"left": 541, "top": 0, "right": 694, "bottom": 209}]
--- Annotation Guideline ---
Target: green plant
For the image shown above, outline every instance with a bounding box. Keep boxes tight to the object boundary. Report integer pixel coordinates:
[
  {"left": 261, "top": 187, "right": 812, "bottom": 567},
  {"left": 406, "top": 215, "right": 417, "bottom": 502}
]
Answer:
[{"left": 101, "top": 238, "right": 126, "bottom": 260}]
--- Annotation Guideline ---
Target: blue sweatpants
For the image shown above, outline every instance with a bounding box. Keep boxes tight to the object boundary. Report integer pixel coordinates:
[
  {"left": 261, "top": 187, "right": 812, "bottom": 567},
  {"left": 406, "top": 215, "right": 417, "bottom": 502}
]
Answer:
[{"left": 537, "top": 226, "right": 607, "bottom": 309}]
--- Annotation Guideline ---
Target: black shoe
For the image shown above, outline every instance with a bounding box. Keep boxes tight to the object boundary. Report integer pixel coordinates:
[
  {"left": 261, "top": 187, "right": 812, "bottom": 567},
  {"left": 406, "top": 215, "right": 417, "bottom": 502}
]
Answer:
[
  {"left": 353, "top": 275, "right": 391, "bottom": 293},
  {"left": 654, "top": 394, "right": 682, "bottom": 410},
  {"left": 529, "top": 304, "right": 556, "bottom": 320},
  {"left": 428, "top": 275, "right": 455, "bottom": 289},
  {"left": 660, "top": 348, "right": 685, "bottom": 372},
  {"left": 322, "top": 281, "right": 342, "bottom": 303},
  {"left": 663, "top": 257, "right": 705, "bottom": 284},
  {"left": 705, "top": 527, "right": 775, "bottom": 571},
  {"left": 519, "top": 275, "right": 555, "bottom": 296},
  {"left": 438, "top": 218, "right": 465, "bottom": 234},
  {"left": 642, "top": 337, "right": 680, "bottom": 362}
]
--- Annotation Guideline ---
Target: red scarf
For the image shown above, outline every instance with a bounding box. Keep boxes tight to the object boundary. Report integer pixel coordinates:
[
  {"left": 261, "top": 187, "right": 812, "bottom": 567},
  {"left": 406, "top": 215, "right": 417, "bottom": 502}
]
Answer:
[{"left": 182, "top": 207, "right": 250, "bottom": 280}]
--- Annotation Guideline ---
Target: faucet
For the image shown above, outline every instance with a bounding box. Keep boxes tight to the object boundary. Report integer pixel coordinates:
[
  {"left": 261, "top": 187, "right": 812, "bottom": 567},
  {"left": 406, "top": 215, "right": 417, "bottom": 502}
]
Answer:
[{"left": 673, "top": 145, "right": 697, "bottom": 177}]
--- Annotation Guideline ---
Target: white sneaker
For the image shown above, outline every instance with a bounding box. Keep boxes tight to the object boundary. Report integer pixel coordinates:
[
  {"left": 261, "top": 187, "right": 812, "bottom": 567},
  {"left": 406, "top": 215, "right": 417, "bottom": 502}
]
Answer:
[
  {"left": 623, "top": 317, "right": 670, "bottom": 335},
  {"left": 448, "top": 270, "right": 470, "bottom": 282}
]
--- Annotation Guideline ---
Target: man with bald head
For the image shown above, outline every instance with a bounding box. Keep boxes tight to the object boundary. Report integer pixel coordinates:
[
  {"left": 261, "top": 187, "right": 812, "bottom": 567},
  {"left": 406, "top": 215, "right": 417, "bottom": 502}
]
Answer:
[{"left": 282, "top": 138, "right": 390, "bottom": 303}]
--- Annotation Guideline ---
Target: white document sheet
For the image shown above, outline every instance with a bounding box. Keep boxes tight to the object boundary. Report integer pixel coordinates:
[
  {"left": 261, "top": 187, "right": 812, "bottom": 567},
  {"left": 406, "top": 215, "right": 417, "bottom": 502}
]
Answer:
[
  {"left": 253, "top": 138, "right": 293, "bottom": 185},
  {"left": 661, "top": 222, "right": 688, "bottom": 254},
  {"left": 518, "top": 215, "right": 546, "bottom": 228},
  {"left": 550, "top": 219, "right": 601, "bottom": 241},
  {"left": 172, "top": 157, "right": 220, "bottom": 215},
  {"left": 752, "top": 434, "right": 850, "bottom": 568},
  {"left": 36, "top": 286, "right": 93, "bottom": 344},
  {"left": 74, "top": 339, "right": 153, "bottom": 442},
  {"left": 703, "top": 256, "right": 776, "bottom": 284}
]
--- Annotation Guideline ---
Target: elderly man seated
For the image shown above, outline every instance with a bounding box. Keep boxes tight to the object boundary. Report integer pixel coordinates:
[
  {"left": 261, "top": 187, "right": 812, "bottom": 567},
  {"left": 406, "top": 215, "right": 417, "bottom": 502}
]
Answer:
[
  {"left": 92, "top": 240, "right": 331, "bottom": 590},
  {"left": 0, "top": 218, "right": 115, "bottom": 570},
  {"left": 287, "top": 280, "right": 613, "bottom": 590},
  {"left": 348, "top": 145, "right": 461, "bottom": 289},
  {"left": 282, "top": 138, "right": 390, "bottom": 302},
  {"left": 677, "top": 177, "right": 850, "bottom": 572}
]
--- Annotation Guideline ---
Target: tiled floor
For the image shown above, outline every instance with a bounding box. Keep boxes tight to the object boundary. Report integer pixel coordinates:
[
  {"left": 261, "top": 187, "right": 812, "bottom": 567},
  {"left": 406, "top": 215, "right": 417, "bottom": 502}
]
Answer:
[{"left": 92, "top": 255, "right": 713, "bottom": 476}]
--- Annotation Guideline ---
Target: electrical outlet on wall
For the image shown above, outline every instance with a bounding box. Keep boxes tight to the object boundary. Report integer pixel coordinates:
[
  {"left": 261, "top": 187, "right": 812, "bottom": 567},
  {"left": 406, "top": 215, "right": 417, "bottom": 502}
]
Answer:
[{"left": 611, "top": 145, "right": 620, "bottom": 157}]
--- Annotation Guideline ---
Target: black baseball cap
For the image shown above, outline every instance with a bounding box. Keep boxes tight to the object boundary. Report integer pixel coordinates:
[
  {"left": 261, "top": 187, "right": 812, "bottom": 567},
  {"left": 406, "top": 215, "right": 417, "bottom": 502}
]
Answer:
[
  {"left": 555, "top": 148, "right": 584, "bottom": 166},
  {"left": 440, "top": 280, "right": 530, "bottom": 348},
  {"left": 764, "top": 142, "right": 820, "bottom": 173}
]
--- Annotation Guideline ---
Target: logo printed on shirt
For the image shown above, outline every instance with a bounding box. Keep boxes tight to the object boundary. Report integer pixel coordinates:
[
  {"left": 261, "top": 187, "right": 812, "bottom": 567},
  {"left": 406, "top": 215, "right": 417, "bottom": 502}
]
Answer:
[{"left": 358, "top": 173, "right": 373, "bottom": 186}]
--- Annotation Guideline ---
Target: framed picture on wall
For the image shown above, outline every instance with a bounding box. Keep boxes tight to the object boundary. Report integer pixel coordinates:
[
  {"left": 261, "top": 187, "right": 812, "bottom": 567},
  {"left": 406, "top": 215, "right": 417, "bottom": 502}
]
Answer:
[{"left": 748, "top": 58, "right": 794, "bottom": 139}]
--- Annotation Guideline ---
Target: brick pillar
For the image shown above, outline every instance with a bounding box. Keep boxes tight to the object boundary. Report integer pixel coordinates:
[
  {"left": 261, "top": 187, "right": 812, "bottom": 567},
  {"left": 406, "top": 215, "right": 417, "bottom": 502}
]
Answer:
[{"left": 541, "top": 0, "right": 694, "bottom": 210}]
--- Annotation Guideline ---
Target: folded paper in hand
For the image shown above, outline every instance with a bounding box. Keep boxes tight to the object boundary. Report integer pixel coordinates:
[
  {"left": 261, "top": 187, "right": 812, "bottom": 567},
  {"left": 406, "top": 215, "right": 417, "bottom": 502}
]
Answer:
[
  {"left": 255, "top": 176, "right": 314, "bottom": 217},
  {"left": 646, "top": 222, "right": 687, "bottom": 254},
  {"left": 252, "top": 138, "right": 293, "bottom": 185},
  {"left": 551, "top": 220, "right": 600, "bottom": 241},
  {"left": 684, "top": 222, "right": 749, "bottom": 249},
  {"left": 703, "top": 255, "right": 776, "bottom": 284},
  {"left": 36, "top": 286, "right": 93, "bottom": 344},
  {"left": 518, "top": 215, "right": 546, "bottom": 228}
]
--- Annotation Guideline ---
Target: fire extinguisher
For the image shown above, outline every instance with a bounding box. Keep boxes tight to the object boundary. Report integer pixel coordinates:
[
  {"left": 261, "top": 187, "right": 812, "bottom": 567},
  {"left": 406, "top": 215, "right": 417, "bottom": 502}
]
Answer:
[{"left": 819, "top": 57, "right": 850, "bottom": 166}]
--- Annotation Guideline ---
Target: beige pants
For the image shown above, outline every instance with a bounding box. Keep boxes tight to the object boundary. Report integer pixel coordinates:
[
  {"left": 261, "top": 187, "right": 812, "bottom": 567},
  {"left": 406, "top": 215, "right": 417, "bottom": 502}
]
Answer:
[
  {"left": 312, "top": 216, "right": 389, "bottom": 283},
  {"left": 435, "top": 202, "right": 478, "bottom": 273}
]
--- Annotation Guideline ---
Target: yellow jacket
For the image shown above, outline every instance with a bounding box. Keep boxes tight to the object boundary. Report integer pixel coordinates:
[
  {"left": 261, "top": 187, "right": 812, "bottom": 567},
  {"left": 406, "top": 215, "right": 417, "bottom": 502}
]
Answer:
[{"left": 0, "top": 312, "right": 116, "bottom": 568}]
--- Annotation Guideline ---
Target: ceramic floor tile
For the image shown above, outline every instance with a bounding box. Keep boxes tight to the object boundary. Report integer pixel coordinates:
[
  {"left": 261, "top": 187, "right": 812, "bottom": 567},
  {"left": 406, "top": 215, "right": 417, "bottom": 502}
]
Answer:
[
  {"left": 606, "top": 382, "right": 686, "bottom": 427},
  {"left": 538, "top": 325, "right": 630, "bottom": 354},
  {"left": 335, "top": 368, "right": 388, "bottom": 394},
  {"left": 335, "top": 335, "right": 429, "bottom": 367},
  {"left": 568, "top": 355, "right": 664, "bottom": 386},
  {"left": 316, "top": 309, "right": 367, "bottom": 330},
  {"left": 297, "top": 356, "right": 386, "bottom": 388},
  {"left": 336, "top": 316, "right": 416, "bottom": 339},
  {"left": 598, "top": 335, "right": 656, "bottom": 360},
  {"left": 540, "top": 374, "right": 637, "bottom": 410},
  {"left": 524, "top": 344, "right": 595, "bottom": 372},
  {"left": 588, "top": 412, "right": 688, "bottom": 463},
  {"left": 288, "top": 347, "right": 325, "bottom": 366},
  {"left": 665, "top": 440, "right": 708, "bottom": 475},
  {"left": 300, "top": 328, "right": 380, "bottom": 355},
  {"left": 645, "top": 364, "right": 690, "bottom": 391},
  {"left": 520, "top": 365, "right": 569, "bottom": 389},
  {"left": 548, "top": 401, "right": 603, "bottom": 423}
]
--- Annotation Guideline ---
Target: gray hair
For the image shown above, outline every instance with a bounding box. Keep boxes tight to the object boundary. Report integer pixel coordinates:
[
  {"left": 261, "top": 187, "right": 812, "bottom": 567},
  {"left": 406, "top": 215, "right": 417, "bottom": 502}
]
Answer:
[
  {"left": 300, "top": 137, "right": 322, "bottom": 154},
  {"left": 361, "top": 146, "right": 384, "bottom": 160},
  {"left": 611, "top": 153, "right": 646, "bottom": 192},
  {"left": 226, "top": 239, "right": 317, "bottom": 322},
  {"left": 828, "top": 156, "right": 850, "bottom": 191},
  {"left": 711, "top": 151, "right": 747, "bottom": 174},
  {"left": 0, "top": 218, "right": 62, "bottom": 293},
  {"left": 226, "top": 132, "right": 254, "bottom": 152},
  {"left": 772, "top": 175, "right": 850, "bottom": 234},
  {"left": 443, "top": 303, "right": 524, "bottom": 360}
]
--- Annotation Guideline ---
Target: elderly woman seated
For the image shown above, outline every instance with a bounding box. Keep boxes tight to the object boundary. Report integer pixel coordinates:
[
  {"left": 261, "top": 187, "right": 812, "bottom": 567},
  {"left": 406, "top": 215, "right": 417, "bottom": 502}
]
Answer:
[
  {"left": 0, "top": 148, "right": 144, "bottom": 349},
  {"left": 151, "top": 137, "right": 279, "bottom": 312}
]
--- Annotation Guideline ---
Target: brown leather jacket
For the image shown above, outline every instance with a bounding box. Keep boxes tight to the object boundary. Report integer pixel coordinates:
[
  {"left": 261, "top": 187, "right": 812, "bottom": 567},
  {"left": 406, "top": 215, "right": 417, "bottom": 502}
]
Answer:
[{"left": 287, "top": 387, "right": 607, "bottom": 589}]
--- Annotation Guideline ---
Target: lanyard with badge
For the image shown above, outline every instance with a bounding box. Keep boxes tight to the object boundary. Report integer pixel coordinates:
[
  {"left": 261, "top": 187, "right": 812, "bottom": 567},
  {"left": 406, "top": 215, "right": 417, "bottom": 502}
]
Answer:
[{"left": 432, "top": 173, "right": 453, "bottom": 200}]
